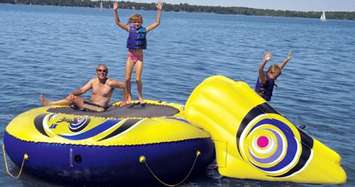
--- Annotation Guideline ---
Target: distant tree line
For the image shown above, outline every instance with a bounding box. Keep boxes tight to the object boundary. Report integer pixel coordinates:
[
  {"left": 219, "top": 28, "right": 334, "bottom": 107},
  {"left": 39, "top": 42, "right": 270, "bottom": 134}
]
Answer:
[{"left": 1, "top": 0, "right": 355, "bottom": 20}]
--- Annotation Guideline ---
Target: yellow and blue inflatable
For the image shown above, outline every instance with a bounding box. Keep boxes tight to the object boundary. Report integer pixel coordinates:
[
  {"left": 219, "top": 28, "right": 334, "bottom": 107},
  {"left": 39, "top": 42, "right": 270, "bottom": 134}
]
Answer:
[
  {"left": 3, "top": 100, "right": 215, "bottom": 185},
  {"left": 3, "top": 76, "right": 347, "bottom": 185},
  {"left": 184, "top": 75, "right": 346, "bottom": 184}
]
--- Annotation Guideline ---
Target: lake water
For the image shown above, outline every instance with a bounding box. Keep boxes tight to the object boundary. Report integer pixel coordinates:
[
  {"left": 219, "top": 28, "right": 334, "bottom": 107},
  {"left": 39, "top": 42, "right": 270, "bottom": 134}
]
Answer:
[{"left": 1, "top": 4, "right": 355, "bottom": 187}]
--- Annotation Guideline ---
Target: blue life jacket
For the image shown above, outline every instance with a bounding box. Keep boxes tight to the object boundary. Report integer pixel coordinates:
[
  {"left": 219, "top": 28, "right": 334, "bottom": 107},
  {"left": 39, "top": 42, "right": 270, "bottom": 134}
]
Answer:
[
  {"left": 255, "top": 72, "right": 275, "bottom": 101},
  {"left": 127, "top": 25, "right": 147, "bottom": 49}
]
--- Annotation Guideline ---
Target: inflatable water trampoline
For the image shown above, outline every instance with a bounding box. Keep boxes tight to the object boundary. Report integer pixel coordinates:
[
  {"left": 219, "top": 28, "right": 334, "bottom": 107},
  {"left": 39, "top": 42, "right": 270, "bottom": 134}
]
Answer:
[
  {"left": 3, "top": 100, "right": 215, "bottom": 185},
  {"left": 3, "top": 76, "right": 347, "bottom": 185}
]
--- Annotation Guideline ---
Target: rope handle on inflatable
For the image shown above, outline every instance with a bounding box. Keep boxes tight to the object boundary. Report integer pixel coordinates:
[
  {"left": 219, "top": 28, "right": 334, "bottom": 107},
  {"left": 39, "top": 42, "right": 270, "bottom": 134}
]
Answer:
[
  {"left": 139, "top": 150, "right": 201, "bottom": 187},
  {"left": 2, "top": 144, "right": 29, "bottom": 179}
]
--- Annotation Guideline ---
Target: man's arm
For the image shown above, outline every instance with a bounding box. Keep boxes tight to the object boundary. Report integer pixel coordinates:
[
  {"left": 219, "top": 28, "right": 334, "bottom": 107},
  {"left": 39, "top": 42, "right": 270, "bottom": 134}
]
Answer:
[
  {"left": 146, "top": 1, "right": 163, "bottom": 32},
  {"left": 70, "top": 79, "right": 93, "bottom": 96},
  {"left": 278, "top": 51, "right": 292, "bottom": 70},
  {"left": 109, "top": 80, "right": 127, "bottom": 103},
  {"left": 109, "top": 79, "right": 125, "bottom": 89},
  {"left": 258, "top": 51, "right": 272, "bottom": 84},
  {"left": 113, "top": 2, "right": 129, "bottom": 31}
]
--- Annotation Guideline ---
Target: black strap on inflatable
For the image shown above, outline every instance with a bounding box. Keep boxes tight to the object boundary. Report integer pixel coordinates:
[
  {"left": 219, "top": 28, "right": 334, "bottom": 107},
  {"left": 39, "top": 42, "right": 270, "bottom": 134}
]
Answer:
[
  {"left": 34, "top": 114, "right": 49, "bottom": 137},
  {"left": 98, "top": 119, "right": 141, "bottom": 141}
]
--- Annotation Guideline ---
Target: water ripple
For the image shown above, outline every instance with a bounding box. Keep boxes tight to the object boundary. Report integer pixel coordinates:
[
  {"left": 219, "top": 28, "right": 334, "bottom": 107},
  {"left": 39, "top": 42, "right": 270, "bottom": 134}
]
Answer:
[{"left": 1, "top": 4, "right": 355, "bottom": 187}]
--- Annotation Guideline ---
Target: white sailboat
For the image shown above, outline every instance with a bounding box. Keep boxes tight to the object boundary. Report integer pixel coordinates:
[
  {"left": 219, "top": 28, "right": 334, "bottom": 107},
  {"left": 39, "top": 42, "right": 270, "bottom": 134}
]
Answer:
[
  {"left": 320, "top": 11, "right": 327, "bottom": 22},
  {"left": 100, "top": 1, "right": 103, "bottom": 10}
]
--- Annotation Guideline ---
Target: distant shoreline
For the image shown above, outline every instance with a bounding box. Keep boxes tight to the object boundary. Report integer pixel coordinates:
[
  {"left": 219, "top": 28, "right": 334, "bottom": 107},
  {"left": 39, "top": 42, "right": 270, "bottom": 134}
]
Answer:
[{"left": 1, "top": 0, "right": 355, "bottom": 20}]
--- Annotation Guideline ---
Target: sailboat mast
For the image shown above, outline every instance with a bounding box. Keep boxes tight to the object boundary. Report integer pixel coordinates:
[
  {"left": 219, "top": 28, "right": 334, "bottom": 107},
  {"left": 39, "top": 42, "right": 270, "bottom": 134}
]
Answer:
[{"left": 320, "top": 11, "right": 326, "bottom": 22}]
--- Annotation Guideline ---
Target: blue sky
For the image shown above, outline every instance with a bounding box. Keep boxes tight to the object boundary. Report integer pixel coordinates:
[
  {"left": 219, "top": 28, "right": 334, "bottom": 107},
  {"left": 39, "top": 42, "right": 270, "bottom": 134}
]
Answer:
[{"left": 125, "top": 0, "right": 355, "bottom": 11}]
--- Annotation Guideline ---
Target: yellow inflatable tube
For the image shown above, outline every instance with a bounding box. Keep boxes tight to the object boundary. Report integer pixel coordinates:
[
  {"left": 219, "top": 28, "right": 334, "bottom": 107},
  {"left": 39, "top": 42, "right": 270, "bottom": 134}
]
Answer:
[{"left": 184, "top": 75, "right": 346, "bottom": 184}]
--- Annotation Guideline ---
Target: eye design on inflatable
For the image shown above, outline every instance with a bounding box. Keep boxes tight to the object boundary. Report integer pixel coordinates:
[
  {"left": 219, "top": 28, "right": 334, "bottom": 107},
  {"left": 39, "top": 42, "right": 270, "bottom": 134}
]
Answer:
[
  {"left": 68, "top": 117, "right": 90, "bottom": 132},
  {"left": 35, "top": 114, "right": 91, "bottom": 136},
  {"left": 237, "top": 108, "right": 313, "bottom": 178},
  {"left": 242, "top": 118, "right": 300, "bottom": 176}
]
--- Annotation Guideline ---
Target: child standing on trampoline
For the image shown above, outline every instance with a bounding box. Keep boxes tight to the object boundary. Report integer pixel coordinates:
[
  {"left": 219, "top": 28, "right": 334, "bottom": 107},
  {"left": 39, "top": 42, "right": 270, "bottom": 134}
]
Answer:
[{"left": 113, "top": 1, "right": 163, "bottom": 105}]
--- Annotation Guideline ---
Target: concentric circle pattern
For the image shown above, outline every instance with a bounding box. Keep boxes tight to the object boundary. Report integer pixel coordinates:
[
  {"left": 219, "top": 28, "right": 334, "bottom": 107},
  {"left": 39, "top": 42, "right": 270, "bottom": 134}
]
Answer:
[
  {"left": 69, "top": 117, "right": 90, "bottom": 132},
  {"left": 239, "top": 117, "right": 301, "bottom": 177}
]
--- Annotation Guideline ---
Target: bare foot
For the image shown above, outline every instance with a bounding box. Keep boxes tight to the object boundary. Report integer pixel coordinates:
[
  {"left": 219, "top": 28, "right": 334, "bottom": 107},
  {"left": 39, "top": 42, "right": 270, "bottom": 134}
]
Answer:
[
  {"left": 139, "top": 100, "right": 145, "bottom": 104},
  {"left": 137, "top": 95, "right": 144, "bottom": 104},
  {"left": 138, "top": 97, "right": 145, "bottom": 107},
  {"left": 126, "top": 95, "right": 132, "bottom": 104},
  {"left": 40, "top": 95, "right": 49, "bottom": 106},
  {"left": 118, "top": 100, "right": 130, "bottom": 107}
]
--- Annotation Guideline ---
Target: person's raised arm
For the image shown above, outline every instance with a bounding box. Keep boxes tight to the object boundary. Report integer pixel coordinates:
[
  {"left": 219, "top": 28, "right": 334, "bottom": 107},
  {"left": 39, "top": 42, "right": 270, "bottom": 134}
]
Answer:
[
  {"left": 146, "top": 1, "right": 163, "bottom": 32},
  {"left": 113, "top": 1, "right": 129, "bottom": 31},
  {"left": 258, "top": 51, "right": 272, "bottom": 84},
  {"left": 71, "top": 79, "right": 93, "bottom": 96},
  {"left": 278, "top": 51, "right": 292, "bottom": 70}
]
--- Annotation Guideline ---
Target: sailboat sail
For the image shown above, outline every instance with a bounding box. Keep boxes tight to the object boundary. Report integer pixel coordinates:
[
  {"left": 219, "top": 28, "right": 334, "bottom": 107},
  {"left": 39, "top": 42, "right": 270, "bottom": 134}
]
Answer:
[{"left": 320, "top": 11, "right": 326, "bottom": 21}]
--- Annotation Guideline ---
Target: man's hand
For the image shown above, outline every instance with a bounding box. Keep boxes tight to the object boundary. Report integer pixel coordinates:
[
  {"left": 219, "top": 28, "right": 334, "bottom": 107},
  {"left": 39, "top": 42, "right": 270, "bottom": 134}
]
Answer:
[{"left": 113, "top": 1, "right": 119, "bottom": 11}]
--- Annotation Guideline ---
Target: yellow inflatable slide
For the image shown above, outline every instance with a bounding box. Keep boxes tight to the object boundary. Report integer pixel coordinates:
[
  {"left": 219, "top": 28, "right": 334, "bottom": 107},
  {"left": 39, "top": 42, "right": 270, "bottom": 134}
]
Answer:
[{"left": 184, "top": 75, "right": 346, "bottom": 184}]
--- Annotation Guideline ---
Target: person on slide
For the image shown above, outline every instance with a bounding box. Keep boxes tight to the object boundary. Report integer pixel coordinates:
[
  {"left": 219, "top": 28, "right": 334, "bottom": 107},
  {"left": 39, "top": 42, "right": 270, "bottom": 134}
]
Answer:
[{"left": 255, "top": 51, "right": 292, "bottom": 101}]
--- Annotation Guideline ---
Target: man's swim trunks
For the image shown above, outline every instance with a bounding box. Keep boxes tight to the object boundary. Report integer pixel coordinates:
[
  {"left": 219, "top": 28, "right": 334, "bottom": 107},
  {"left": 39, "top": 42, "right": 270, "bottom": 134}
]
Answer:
[{"left": 83, "top": 100, "right": 108, "bottom": 112}]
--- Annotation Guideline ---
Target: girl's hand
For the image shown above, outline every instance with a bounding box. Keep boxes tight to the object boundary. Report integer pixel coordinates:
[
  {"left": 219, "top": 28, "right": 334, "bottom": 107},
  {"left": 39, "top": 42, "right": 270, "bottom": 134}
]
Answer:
[
  {"left": 156, "top": 1, "right": 163, "bottom": 10},
  {"left": 263, "top": 51, "right": 272, "bottom": 62},
  {"left": 287, "top": 50, "right": 293, "bottom": 60},
  {"left": 113, "top": 1, "right": 119, "bottom": 11}
]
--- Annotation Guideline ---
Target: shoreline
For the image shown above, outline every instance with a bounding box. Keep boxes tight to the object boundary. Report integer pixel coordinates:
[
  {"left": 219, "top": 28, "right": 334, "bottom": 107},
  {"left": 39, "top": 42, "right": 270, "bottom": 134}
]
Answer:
[{"left": 1, "top": 0, "right": 355, "bottom": 20}]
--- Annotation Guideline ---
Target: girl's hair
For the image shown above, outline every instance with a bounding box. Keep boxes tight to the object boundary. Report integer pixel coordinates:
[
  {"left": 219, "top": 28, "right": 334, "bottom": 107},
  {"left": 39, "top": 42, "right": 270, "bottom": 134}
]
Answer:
[
  {"left": 128, "top": 14, "right": 143, "bottom": 24},
  {"left": 268, "top": 64, "right": 281, "bottom": 73}
]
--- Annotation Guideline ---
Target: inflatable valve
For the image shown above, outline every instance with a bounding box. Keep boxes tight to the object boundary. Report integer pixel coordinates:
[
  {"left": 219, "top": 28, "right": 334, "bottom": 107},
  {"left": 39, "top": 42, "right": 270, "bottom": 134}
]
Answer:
[
  {"left": 139, "top": 155, "right": 146, "bottom": 163},
  {"left": 24, "top": 153, "right": 29, "bottom": 160},
  {"left": 196, "top": 150, "right": 201, "bottom": 156},
  {"left": 184, "top": 75, "right": 347, "bottom": 184}
]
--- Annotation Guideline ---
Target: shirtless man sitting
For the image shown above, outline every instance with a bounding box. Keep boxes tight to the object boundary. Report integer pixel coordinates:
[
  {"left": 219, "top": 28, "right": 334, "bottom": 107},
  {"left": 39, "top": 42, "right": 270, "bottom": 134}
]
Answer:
[{"left": 40, "top": 64, "right": 127, "bottom": 112}]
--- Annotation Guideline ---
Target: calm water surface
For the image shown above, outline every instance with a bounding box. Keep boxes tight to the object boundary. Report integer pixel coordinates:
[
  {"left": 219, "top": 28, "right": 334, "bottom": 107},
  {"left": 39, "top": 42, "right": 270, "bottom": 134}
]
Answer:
[{"left": 1, "top": 4, "right": 355, "bottom": 187}]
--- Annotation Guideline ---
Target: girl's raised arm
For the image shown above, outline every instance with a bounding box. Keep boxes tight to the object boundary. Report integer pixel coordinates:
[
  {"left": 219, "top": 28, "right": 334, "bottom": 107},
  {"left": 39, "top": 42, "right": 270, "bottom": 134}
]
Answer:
[
  {"left": 278, "top": 51, "right": 292, "bottom": 70},
  {"left": 113, "top": 1, "right": 129, "bottom": 31},
  {"left": 258, "top": 51, "right": 272, "bottom": 84},
  {"left": 146, "top": 1, "right": 163, "bottom": 32}
]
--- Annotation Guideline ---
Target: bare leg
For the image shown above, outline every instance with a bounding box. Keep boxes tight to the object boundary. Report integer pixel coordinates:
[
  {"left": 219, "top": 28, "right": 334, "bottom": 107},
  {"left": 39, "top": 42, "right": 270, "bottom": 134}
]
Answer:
[
  {"left": 117, "top": 80, "right": 130, "bottom": 107},
  {"left": 119, "top": 88, "right": 130, "bottom": 107},
  {"left": 124, "top": 59, "right": 135, "bottom": 104},
  {"left": 40, "top": 95, "right": 49, "bottom": 106},
  {"left": 40, "top": 94, "right": 85, "bottom": 110},
  {"left": 40, "top": 95, "right": 71, "bottom": 106},
  {"left": 70, "top": 95, "right": 85, "bottom": 109},
  {"left": 135, "top": 60, "right": 144, "bottom": 104}
]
